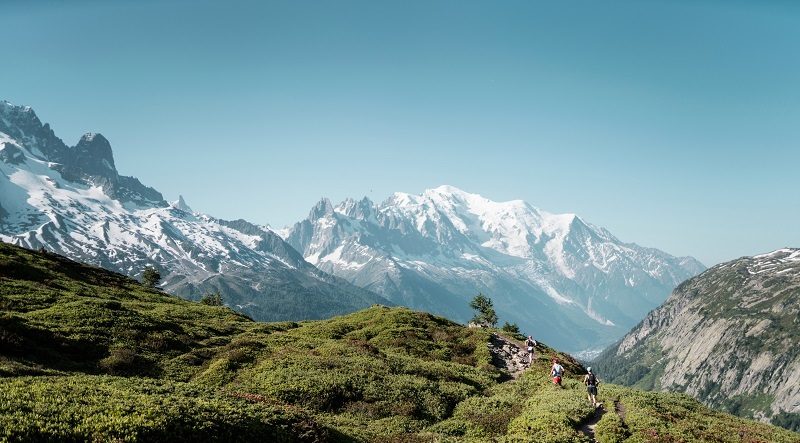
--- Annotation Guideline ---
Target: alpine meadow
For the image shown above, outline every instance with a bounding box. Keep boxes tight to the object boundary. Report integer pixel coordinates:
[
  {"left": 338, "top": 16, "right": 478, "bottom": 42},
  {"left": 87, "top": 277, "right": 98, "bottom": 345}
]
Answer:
[
  {"left": 1, "top": 243, "right": 798, "bottom": 442},
  {"left": 1, "top": 1, "right": 799, "bottom": 442}
]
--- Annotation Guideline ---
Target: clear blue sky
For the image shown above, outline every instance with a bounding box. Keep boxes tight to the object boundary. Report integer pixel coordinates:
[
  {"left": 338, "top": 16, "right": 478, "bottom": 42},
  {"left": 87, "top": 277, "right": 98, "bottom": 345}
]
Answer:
[{"left": 2, "top": 0, "right": 798, "bottom": 266}]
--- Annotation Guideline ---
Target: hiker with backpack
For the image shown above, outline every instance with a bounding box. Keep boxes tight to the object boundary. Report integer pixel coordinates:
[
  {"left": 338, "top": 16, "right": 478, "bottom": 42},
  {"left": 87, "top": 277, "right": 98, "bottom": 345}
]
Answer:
[
  {"left": 524, "top": 335, "right": 537, "bottom": 365},
  {"left": 584, "top": 367, "right": 600, "bottom": 408},
  {"left": 550, "top": 358, "right": 564, "bottom": 387}
]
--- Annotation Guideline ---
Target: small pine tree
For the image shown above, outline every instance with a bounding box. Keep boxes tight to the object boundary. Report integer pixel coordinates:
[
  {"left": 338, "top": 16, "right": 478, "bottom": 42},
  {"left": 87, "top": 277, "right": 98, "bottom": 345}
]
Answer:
[
  {"left": 501, "top": 321, "right": 520, "bottom": 334},
  {"left": 200, "top": 290, "right": 224, "bottom": 306},
  {"left": 469, "top": 293, "right": 498, "bottom": 327},
  {"left": 141, "top": 267, "right": 161, "bottom": 288}
]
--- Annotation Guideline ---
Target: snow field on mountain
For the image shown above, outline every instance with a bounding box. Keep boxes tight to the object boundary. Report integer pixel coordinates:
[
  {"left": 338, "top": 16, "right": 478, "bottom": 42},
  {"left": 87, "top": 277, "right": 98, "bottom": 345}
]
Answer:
[{"left": 283, "top": 185, "right": 705, "bottom": 353}]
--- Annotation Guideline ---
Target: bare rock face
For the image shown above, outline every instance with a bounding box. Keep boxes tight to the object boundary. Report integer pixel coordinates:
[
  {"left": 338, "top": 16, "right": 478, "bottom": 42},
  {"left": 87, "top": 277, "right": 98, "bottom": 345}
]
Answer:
[
  {"left": 595, "top": 249, "right": 800, "bottom": 431},
  {"left": 488, "top": 334, "right": 531, "bottom": 378}
]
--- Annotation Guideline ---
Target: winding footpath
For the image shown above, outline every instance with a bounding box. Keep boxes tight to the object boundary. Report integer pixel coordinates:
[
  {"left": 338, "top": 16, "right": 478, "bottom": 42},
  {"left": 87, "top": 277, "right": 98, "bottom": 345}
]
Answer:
[
  {"left": 577, "top": 404, "right": 606, "bottom": 442},
  {"left": 487, "top": 333, "right": 631, "bottom": 442}
]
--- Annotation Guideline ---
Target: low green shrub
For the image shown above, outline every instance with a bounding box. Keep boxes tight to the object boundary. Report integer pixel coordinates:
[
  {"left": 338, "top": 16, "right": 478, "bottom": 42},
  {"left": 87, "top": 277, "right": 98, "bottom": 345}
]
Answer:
[
  {"left": 98, "top": 347, "right": 142, "bottom": 375},
  {"left": 594, "top": 410, "right": 628, "bottom": 443},
  {"left": 601, "top": 385, "right": 800, "bottom": 443},
  {"left": 2, "top": 244, "right": 798, "bottom": 443},
  {"left": 0, "top": 375, "right": 326, "bottom": 442}
]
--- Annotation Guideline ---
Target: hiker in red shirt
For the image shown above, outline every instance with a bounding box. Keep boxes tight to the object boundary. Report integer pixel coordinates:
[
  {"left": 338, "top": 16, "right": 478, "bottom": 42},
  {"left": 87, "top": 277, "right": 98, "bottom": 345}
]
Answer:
[{"left": 551, "top": 358, "right": 564, "bottom": 387}]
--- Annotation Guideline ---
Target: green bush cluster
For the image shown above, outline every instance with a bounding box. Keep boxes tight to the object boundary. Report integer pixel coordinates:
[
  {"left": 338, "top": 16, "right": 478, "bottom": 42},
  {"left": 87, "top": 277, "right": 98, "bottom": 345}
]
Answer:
[
  {"left": 593, "top": 409, "right": 628, "bottom": 443},
  {"left": 0, "top": 375, "right": 324, "bottom": 442},
  {"left": 504, "top": 373, "right": 594, "bottom": 443},
  {"left": 600, "top": 385, "right": 800, "bottom": 443},
  {"left": 200, "top": 291, "right": 224, "bottom": 306},
  {"left": 774, "top": 412, "right": 800, "bottom": 433},
  {"left": 226, "top": 306, "right": 502, "bottom": 437}
]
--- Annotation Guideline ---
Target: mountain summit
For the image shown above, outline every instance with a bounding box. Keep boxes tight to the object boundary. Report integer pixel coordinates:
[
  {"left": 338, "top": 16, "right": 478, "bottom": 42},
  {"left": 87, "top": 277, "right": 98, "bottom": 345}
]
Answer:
[
  {"left": 283, "top": 185, "right": 705, "bottom": 354},
  {"left": 0, "top": 101, "right": 162, "bottom": 206},
  {"left": 0, "top": 100, "right": 389, "bottom": 320}
]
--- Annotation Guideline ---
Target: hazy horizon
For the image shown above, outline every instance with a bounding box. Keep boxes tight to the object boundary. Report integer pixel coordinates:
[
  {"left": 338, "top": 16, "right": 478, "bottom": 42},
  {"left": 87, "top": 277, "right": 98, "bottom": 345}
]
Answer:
[{"left": 2, "top": 0, "right": 799, "bottom": 266}]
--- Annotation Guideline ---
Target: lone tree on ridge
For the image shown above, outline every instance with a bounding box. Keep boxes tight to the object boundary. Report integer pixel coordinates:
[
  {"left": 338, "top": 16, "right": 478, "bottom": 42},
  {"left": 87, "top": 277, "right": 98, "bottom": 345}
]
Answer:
[
  {"left": 142, "top": 267, "right": 161, "bottom": 288},
  {"left": 469, "top": 293, "right": 498, "bottom": 328}
]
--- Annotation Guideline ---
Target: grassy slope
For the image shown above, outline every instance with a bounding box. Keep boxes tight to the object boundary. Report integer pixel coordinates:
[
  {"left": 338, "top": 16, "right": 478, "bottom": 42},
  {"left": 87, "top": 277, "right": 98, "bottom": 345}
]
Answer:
[{"left": 1, "top": 243, "right": 797, "bottom": 442}]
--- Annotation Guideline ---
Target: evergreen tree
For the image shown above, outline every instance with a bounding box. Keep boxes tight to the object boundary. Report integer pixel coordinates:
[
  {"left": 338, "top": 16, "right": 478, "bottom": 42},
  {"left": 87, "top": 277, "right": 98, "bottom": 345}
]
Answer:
[
  {"left": 141, "top": 267, "right": 161, "bottom": 288},
  {"left": 469, "top": 293, "right": 498, "bottom": 327},
  {"left": 501, "top": 321, "right": 520, "bottom": 334},
  {"left": 200, "top": 290, "right": 224, "bottom": 306}
]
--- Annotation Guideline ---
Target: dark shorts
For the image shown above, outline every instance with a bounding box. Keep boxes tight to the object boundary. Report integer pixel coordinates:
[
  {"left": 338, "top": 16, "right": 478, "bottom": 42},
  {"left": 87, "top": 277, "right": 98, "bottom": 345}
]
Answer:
[{"left": 587, "top": 385, "right": 598, "bottom": 396}]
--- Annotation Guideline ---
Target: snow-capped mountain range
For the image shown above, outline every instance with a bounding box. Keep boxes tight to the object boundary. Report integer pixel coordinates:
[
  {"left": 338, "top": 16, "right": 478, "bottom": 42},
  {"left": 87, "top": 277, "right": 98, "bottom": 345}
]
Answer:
[
  {"left": 282, "top": 186, "right": 706, "bottom": 354},
  {"left": 0, "top": 100, "right": 388, "bottom": 321},
  {"left": 0, "top": 100, "right": 705, "bottom": 355}
]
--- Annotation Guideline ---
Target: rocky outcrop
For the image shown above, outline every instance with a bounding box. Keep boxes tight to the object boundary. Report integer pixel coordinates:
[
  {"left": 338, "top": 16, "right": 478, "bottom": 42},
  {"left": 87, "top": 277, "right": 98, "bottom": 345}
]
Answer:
[
  {"left": 595, "top": 249, "right": 800, "bottom": 431},
  {"left": 0, "top": 102, "right": 164, "bottom": 206},
  {"left": 488, "top": 334, "right": 531, "bottom": 378}
]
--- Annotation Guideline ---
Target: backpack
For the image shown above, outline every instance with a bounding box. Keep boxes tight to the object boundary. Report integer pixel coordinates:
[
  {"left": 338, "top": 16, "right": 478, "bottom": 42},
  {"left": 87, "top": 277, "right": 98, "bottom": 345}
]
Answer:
[{"left": 586, "top": 373, "right": 597, "bottom": 386}]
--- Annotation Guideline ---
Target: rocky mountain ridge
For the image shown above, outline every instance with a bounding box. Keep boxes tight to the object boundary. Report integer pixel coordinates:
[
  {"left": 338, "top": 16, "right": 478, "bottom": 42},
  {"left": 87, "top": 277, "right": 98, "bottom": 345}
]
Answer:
[
  {"left": 282, "top": 185, "right": 705, "bottom": 354},
  {"left": 0, "top": 100, "right": 389, "bottom": 321},
  {"left": 594, "top": 248, "right": 800, "bottom": 431}
]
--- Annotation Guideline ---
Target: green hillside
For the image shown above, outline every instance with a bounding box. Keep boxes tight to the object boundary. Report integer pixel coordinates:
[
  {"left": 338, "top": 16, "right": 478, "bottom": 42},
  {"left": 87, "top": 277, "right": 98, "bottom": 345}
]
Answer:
[{"left": 0, "top": 242, "right": 797, "bottom": 442}]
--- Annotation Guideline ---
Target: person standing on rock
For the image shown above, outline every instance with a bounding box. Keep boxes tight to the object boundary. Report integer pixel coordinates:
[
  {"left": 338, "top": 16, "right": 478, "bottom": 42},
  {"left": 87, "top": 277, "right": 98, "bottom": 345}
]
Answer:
[
  {"left": 584, "top": 367, "right": 600, "bottom": 408},
  {"left": 524, "top": 336, "right": 537, "bottom": 366},
  {"left": 550, "top": 358, "right": 564, "bottom": 387}
]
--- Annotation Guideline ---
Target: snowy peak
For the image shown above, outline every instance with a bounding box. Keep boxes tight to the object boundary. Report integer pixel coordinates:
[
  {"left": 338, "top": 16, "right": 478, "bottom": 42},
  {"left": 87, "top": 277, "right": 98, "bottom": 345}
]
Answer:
[
  {"left": 309, "top": 198, "right": 334, "bottom": 219},
  {"left": 426, "top": 184, "right": 470, "bottom": 196},
  {"left": 334, "top": 196, "right": 374, "bottom": 220},
  {"left": 0, "top": 100, "right": 40, "bottom": 128},
  {"left": 0, "top": 100, "right": 70, "bottom": 164},
  {"left": 0, "top": 100, "right": 165, "bottom": 206},
  {"left": 419, "top": 185, "right": 533, "bottom": 219},
  {"left": 77, "top": 132, "right": 106, "bottom": 144},
  {"left": 0, "top": 100, "right": 389, "bottom": 324},
  {"left": 73, "top": 132, "right": 116, "bottom": 177},
  {"left": 170, "top": 195, "right": 194, "bottom": 213},
  {"left": 378, "top": 186, "right": 579, "bottom": 260},
  {"left": 284, "top": 185, "right": 706, "bottom": 353}
]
